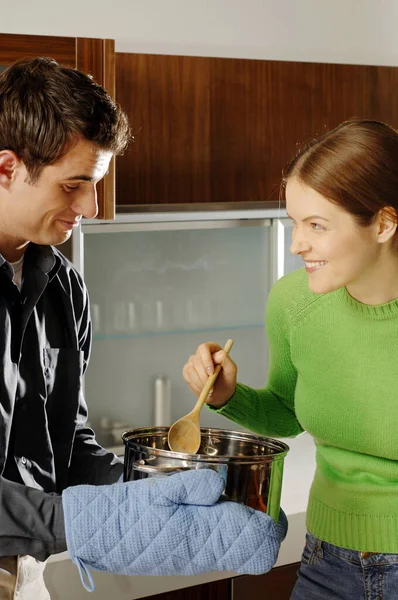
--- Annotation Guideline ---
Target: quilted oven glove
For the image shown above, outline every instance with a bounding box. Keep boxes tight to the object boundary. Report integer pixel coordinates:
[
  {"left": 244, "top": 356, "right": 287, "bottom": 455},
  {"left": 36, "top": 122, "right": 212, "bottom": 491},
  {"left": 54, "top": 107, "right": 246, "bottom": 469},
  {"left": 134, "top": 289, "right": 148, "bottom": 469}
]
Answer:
[{"left": 62, "top": 469, "right": 287, "bottom": 592}]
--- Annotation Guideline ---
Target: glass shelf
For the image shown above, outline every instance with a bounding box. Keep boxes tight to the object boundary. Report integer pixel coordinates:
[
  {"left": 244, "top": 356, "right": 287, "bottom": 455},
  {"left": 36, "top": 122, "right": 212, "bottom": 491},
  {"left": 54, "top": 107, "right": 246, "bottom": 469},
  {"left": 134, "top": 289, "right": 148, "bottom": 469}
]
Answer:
[
  {"left": 83, "top": 225, "right": 272, "bottom": 430},
  {"left": 92, "top": 322, "right": 264, "bottom": 342}
]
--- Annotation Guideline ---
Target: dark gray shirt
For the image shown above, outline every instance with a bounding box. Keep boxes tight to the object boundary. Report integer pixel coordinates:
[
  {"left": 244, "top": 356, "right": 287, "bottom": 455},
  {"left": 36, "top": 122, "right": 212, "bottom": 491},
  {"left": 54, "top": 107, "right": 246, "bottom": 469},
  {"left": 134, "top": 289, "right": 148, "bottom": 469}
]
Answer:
[{"left": 0, "top": 243, "right": 123, "bottom": 560}]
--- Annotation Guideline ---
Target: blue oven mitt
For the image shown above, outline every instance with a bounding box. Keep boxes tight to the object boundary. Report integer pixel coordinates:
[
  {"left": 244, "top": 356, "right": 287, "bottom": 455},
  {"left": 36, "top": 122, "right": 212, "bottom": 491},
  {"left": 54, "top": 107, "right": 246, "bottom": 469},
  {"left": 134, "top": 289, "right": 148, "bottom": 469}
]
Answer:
[{"left": 62, "top": 469, "right": 287, "bottom": 592}]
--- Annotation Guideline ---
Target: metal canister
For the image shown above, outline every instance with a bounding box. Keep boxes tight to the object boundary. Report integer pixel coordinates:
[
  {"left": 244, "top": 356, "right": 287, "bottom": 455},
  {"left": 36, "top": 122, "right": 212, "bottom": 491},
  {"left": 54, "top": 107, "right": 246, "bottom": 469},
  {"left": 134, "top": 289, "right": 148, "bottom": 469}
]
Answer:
[{"left": 153, "top": 375, "right": 171, "bottom": 426}]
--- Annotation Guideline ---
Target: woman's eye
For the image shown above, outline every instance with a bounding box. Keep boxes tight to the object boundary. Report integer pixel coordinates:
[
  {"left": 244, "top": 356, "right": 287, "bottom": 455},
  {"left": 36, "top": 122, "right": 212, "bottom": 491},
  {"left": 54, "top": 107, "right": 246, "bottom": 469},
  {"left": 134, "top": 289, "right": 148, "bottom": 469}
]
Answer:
[{"left": 310, "top": 222, "right": 325, "bottom": 231}]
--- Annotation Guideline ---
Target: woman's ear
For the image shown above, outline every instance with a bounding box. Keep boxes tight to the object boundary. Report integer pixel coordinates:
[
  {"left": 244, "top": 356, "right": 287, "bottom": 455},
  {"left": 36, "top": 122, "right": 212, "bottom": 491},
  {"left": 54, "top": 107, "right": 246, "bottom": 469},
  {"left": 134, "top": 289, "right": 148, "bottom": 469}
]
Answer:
[
  {"left": 0, "top": 150, "right": 20, "bottom": 191},
  {"left": 375, "top": 206, "right": 398, "bottom": 244}
]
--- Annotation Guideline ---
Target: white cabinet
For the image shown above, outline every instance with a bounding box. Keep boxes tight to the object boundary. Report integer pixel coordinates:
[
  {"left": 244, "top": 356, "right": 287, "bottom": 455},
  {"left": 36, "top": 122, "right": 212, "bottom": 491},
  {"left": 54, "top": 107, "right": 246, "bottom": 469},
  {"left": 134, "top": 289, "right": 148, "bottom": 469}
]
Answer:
[{"left": 71, "top": 209, "right": 302, "bottom": 443}]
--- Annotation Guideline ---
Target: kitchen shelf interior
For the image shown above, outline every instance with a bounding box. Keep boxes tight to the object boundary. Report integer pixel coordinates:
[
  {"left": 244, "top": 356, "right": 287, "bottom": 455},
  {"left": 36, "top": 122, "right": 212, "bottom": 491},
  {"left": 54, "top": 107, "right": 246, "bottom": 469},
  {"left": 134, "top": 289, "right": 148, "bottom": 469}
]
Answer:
[{"left": 81, "top": 221, "right": 299, "bottom": 438}]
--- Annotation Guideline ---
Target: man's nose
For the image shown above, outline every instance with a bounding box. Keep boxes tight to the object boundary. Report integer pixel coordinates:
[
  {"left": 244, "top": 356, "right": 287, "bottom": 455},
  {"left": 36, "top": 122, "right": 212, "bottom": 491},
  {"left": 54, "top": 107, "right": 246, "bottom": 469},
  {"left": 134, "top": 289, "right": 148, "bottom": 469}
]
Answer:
[{"left": 71, "top": 185, "right": 98, "bottom": 219}]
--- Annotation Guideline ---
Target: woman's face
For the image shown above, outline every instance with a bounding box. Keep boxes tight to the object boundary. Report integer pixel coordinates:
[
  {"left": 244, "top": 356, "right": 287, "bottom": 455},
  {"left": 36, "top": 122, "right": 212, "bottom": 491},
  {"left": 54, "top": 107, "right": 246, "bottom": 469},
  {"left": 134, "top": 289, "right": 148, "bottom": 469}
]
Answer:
[{"left": 285, "top": 178, "right": 384, "bottom": 296}]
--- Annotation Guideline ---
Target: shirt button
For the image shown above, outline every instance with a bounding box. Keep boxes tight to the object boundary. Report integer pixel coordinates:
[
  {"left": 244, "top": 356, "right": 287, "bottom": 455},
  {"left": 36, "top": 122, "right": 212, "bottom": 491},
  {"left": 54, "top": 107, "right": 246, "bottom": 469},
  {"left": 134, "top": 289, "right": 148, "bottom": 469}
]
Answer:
[
  {"left": 20, "top": 403, "right": 28, "bottom": 412},
  {"left": 21, "top": 457, "right": 27, "bottom": 465}
]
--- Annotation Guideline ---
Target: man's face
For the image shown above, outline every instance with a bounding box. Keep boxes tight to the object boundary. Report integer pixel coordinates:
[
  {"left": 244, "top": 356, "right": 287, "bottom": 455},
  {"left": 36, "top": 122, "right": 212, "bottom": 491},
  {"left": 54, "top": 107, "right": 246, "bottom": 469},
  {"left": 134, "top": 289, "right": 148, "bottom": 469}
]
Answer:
[{"left": 0, "top": 138, "right": 112, "bottom": 254}]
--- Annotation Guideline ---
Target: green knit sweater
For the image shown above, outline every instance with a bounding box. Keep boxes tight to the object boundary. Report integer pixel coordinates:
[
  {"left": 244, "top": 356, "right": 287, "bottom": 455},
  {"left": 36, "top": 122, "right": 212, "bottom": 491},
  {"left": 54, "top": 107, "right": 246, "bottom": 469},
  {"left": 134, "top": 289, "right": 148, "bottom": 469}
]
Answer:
[{"left": 214, "top": 267, "right": 398, "bottom": 553}]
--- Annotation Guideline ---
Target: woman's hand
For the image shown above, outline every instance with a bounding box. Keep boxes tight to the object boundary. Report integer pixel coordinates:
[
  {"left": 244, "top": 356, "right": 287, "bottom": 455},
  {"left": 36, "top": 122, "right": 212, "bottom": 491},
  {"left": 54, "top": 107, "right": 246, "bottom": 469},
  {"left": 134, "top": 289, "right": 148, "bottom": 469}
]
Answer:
[{"left": 182, "top": 341, "right": 237, "bottom": 408}]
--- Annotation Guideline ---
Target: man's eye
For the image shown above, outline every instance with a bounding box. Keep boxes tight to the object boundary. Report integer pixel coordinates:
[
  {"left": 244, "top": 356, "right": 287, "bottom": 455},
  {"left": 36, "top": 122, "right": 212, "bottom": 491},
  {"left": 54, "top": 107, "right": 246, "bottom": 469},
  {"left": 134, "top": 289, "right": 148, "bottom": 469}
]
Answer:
[{"left": 64, "top": 183, "right": 80, "bottom": 191}]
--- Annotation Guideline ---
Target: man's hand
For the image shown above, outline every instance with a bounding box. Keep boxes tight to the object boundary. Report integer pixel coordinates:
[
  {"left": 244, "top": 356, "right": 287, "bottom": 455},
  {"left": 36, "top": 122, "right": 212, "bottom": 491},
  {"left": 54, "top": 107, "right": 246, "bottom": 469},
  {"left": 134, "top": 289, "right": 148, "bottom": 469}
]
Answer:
[{"left": 62, "top": 469, "right": 287, "bottom": 591}]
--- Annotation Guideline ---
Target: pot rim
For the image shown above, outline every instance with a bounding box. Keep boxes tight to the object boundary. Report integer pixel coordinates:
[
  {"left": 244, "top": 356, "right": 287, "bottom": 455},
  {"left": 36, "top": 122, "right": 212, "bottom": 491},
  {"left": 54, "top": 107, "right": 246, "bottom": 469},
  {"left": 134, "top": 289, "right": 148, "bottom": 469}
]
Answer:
[{"left": 122, "top": 425, "right": 290, "bottom": 462}]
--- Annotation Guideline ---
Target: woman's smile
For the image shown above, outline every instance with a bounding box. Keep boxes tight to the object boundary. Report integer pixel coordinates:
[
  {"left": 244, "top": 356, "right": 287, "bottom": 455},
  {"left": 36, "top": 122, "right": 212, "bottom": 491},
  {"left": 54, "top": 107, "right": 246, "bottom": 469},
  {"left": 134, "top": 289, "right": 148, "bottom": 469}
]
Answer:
[{"left": 304, "top": 260, "right": 328, "bottom": 273}]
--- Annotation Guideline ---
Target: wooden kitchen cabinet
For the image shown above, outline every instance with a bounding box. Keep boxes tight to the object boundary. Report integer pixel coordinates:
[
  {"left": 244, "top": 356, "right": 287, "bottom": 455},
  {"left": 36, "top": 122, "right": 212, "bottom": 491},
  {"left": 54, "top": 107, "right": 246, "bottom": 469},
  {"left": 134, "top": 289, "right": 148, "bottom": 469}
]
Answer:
[
  {"left": 139, "top": 578, "right": 230, "bottom": 600},
  {"left": 0, "top": 32, "right": 116, "bottom": 219},
  {"left": 232, "top": 562, "right": 300, "bottom": 599},
  {"left": 116, "top": 53, "right": 398, "bottom": 209},
  {"left": 138, "top": 563, "right": 299, "bottom": 599}
]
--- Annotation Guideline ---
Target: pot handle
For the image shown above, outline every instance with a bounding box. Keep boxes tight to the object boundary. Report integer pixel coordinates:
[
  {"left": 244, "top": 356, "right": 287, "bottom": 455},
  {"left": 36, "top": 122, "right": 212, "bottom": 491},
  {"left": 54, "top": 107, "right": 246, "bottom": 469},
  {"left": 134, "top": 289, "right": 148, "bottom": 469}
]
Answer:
[{"left": 133, "top": 461, "right": 191, "bottom": 475}]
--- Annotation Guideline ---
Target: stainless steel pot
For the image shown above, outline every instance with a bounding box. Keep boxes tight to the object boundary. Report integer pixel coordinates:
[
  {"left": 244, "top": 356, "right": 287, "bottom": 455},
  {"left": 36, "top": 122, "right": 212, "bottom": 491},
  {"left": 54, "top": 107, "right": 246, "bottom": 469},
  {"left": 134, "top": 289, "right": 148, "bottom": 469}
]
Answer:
[{"left": 122, "top": 426, "right": 289, "bottom": 522}]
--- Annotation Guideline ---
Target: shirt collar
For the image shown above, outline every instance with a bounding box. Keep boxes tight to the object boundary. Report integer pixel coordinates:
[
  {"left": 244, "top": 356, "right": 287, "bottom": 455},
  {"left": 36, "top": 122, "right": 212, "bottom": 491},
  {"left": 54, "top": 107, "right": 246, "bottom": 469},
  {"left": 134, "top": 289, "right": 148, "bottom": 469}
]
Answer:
[
  {"left": 25, "top": 243, "right": 61, "bottom": 279},
  {"left": 0, "top": 243, "right": 61, "bottom": 280}
]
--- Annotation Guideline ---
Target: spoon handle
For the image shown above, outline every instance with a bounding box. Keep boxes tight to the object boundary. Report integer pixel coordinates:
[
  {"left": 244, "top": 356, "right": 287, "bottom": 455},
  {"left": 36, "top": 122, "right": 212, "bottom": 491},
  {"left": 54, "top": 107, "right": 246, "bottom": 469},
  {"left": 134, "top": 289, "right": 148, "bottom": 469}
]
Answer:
[{"left": 193, "top": 339, "right": 234, "bottom": 412}]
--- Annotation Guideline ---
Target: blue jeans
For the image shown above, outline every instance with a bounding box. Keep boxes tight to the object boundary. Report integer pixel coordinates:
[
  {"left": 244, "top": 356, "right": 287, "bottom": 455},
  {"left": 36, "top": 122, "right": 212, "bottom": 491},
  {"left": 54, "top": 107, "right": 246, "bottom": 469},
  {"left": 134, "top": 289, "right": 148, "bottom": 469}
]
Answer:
[{"left": 291, "top": 532, "right": 398, "bottom": 600}]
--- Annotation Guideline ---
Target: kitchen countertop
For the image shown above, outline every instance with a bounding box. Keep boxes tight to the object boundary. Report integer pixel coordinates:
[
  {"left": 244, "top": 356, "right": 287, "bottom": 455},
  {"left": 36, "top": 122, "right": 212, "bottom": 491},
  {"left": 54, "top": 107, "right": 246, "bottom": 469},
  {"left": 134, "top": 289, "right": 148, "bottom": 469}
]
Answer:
[{"left": 45, "top": 433, "right": 316, "bottom": 599}]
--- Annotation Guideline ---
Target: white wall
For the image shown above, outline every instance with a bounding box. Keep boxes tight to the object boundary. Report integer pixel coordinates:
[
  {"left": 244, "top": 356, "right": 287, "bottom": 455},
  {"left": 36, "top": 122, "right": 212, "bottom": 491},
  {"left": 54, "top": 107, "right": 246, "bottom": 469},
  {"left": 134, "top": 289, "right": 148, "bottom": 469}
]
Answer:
[{"left": 1, "top": 0, "right": 398, "bottom": 66}]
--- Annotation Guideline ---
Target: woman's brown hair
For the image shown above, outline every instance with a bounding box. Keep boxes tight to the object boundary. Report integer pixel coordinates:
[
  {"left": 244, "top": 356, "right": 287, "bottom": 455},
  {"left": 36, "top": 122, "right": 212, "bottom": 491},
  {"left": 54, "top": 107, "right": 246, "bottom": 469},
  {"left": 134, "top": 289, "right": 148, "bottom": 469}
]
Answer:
[
  {"left": 0, "top": 57, "right": 131, "bottom": 182},
  {"left": 281, "top": 118, "right": 398, "bottom": 228}
]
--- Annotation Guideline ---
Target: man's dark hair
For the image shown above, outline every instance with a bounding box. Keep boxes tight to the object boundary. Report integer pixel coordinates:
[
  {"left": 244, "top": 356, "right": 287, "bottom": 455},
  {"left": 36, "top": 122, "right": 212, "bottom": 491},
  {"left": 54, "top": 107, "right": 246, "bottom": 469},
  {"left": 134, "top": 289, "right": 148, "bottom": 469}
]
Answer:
[{"left": 0, "top": 56, "right": 130, "bottom": 182}]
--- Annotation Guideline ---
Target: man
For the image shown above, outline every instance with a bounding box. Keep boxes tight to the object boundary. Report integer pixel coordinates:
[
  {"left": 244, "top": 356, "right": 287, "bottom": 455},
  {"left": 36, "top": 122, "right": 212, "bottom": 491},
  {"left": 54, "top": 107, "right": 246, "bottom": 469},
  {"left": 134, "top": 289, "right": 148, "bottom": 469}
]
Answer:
[{"left": 0, "top": 57, "right": 285, "bottom": 599}]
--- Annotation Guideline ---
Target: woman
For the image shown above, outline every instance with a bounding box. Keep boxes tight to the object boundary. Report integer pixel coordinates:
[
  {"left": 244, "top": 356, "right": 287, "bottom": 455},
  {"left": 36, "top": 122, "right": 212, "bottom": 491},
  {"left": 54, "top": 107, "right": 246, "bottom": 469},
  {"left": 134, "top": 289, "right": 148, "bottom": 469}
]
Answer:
[{"left": 182, "top": 118, "right": 398, "bottom": 599}]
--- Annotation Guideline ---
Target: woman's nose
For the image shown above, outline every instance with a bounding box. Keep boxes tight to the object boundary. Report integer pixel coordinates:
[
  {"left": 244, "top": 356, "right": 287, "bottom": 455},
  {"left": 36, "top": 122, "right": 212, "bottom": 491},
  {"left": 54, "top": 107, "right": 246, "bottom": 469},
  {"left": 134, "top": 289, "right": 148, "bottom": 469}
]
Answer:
[{"left": 290, "top": 228, "right": 311, "bottom": 255}]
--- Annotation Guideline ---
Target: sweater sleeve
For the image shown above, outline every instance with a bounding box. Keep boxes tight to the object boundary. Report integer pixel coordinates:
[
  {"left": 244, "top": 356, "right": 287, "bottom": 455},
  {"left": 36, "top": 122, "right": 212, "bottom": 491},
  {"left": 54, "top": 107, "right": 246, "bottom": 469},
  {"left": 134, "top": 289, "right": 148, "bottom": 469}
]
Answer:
[{"left": 212, "top": 275, "right": 304, "bottom": 438}]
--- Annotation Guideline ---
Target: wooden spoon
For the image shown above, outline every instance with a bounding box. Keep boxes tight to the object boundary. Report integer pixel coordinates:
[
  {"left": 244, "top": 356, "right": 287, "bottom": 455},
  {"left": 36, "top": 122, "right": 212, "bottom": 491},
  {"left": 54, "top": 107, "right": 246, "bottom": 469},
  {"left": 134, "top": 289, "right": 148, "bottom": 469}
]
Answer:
[{"left": 168, "top": 339, "right": 234, "bottom": 454}]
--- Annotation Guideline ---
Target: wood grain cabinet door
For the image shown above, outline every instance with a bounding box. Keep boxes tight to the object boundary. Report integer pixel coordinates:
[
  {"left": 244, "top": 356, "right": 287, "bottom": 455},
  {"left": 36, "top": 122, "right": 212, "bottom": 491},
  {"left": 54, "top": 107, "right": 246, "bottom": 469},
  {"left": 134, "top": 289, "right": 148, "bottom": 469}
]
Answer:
[
  {"left": 232, "top": 562, "right": 300, "bottom": 599},
  {"left": 138, "top": 578, "right": 230, "bottom": 600},
  {"left": 0, "top": 32, "right": 116, "bottom": 220},
  {"left": 127, "top": 563, "right": 299, "bottom": 600},
  {"left": 116, "top": 53, "right": 398, "bottom": 209}
]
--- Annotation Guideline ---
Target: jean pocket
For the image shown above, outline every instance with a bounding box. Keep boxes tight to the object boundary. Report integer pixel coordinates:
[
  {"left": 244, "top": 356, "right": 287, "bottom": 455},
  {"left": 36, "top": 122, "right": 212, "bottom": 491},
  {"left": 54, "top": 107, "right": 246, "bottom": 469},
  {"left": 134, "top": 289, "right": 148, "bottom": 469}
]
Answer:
[{"left": 301, "top": 533, "right": 322, "bottom": 566}]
